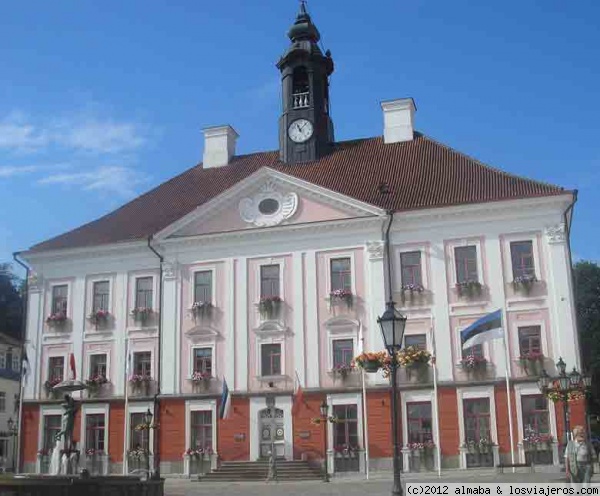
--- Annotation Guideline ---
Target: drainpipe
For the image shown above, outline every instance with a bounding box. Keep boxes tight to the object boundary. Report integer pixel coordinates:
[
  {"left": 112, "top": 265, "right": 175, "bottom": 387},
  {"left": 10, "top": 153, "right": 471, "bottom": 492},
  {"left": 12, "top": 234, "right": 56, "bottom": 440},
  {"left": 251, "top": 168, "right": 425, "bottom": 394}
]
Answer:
[
  {"left": 147, "top": 236, "right": 163, "bottom": 479},
  {"left": 12, "top": 251, "right": 30, "bottom": 474},
  {"left": 383, "top": 210, "right": 394, "bottom": 302}
]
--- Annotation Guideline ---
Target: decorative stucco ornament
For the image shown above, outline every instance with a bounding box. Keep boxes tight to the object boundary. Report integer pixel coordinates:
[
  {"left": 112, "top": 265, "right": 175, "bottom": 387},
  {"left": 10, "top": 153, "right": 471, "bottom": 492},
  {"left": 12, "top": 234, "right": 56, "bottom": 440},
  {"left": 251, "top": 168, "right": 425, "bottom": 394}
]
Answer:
[
  {"left": 366, "top": 241, "right": 385, "bottom": 260},
  {"left": 545, "top": 224, "right": 566, "bottom": 244},
  {"left": 162, "top": 261, "right": 177, "bottom": 280},
  {"left": 239, "top": 181, "right": 298, "bottom": 227}
]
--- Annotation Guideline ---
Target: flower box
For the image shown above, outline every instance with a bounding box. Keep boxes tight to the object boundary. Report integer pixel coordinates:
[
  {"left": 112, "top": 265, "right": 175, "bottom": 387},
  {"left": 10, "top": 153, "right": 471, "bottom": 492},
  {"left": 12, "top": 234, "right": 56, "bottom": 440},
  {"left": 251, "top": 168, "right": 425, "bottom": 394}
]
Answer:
[
  {"left": 331, "top": 363, "right": 354, "bottom": 379},
  {"left": 460, "top": 354, "right": 487, "bottom": 372},
  {"left": 354, "top": 351, "right": 387, "bottom": 373},
  {"left": 190, "top": 301, "right": 213, "bottom": 321},
  {"left": 328, "top": 289, "right": 353, "bottom": 310},
  {"left": 518, "top": 352, "right": 544, "bottom": 375},
  {"left": 130, "top": 307, "right": 154, "bottom": 325},
  {"left": 85, "top": 375, "right": 108, "bottom": 397},
  {"left": 190, "top": 371, "right": 212, "bottom": 391},
  {"left": 463, "top": 438, "right": 494, "bottom": 454},
  {"left": 44, "top": 378, "right": 62, "bottom": 398},
  {"left": 129, "top": 375, "right": 152, "bottom": 395},
  {"left": 512, "top": 274, "right": 537, "bottom": 294},
  {"left": 46, "top": 313, "right": 68, "bottom": 329},
  {"left": 258, "top": 296, "right": 282, "bottom": 319},
  {"left": 455, "top": 280, "right": 483, "bottom": 298},
  {"left": 88, "top": 310, "right": 110, "bottom": 328},
  {"left": 400, "top": 284, "right": 425, "bottom": 303}
]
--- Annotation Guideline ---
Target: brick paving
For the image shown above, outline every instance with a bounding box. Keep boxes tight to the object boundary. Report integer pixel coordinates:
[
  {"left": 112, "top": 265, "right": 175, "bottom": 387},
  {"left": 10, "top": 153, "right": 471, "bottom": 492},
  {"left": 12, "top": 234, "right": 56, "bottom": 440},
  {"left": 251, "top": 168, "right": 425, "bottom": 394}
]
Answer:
[{"left": 163, "top": 470, "right": 579, "bottom": 496}]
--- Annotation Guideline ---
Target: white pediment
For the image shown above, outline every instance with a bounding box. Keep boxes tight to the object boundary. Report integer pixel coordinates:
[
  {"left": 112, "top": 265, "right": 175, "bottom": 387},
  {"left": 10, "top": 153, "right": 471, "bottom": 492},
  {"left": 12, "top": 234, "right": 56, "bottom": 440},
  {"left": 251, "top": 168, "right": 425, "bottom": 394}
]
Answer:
[
  {"left": 185, "top": 325, "right": 221, "bottom": 343},
  {"left": 324, "top": 316, "right": 360, "bottom": 333},
  {"left": 253, "top": 320, "right": 290, "bottom": 337}
]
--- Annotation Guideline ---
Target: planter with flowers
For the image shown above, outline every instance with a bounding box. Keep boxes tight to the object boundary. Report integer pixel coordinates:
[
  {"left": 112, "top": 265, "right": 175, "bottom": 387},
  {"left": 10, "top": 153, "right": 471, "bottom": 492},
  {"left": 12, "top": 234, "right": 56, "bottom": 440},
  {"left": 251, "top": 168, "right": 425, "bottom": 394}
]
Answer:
[
  {"left": 258, "top": 296, "right": 282, "bottom": 320},
  {"left": 129, "top": 374, "right": 152, "bottom": 396},
  {"left": 518, "top": 351, "right": 544, "bottom": 376},
  {"left": 190, "top": 301, "right": 213, "bottom": 321},
  {"left": 455, "top": 280, "right": 483, "bottom": 299},
  {"left": 327, "top": 289, "right": 353, "bottom": 311},
  {"left": 130, "top": 307, "right": 154, "bottom": 326},
  {"left": 127, "top": 447, "right": 149, "bottom": 472},
  {"left": 406, "top": 440, "right": 436, "bottom": 472},
  {"left": 522, "top": 428, "right": 554, "bottom": 465},
  {"left": 184, "top": 447, "right": 214, "bottom": 475},
  {"left": 46, "top": 313, "right": 68, "bottom": 330},
  {"left": 85, "top": 375, "right": 109, "bottom": 398},
  {"left": 44, "top": 378, "right": 62, "bottom": 399},
  {"left": 84, "top": 448, "right": 106, "bottom": 475},
  {"left": 463, "top": 438, "right": 494, "bottom": 455},
  {"left": 37, "top": 448, "right": 51, "bottom": 474},
  {"left": 331, "top": 363, "right": 354, "bottom": 380},
  {"left": 400, "top": 283, "right": 425, "bottom": 304},
  {"left": 398, "top": 346, "right": 431, "bottom": 381},
  {"left": 544, "top": 380, "right": 586, "bottom": 403},
  {"left": 460, "top": 354, "right": 487, "bottom": 377},
  {"left": 190, "top": 371, "right": 212, "bottom": 392},
  {"left": 88, "top": 310, "right": 110, "bottom": 329},
  {"left": 333, "top": 444, "right": 359, "bottom": 472},
  {"left": 513, "top": 274, "right": 537, "bottom": 295},
  {"left": 354, "top": 351, "right": 387, "bottom": 373}
]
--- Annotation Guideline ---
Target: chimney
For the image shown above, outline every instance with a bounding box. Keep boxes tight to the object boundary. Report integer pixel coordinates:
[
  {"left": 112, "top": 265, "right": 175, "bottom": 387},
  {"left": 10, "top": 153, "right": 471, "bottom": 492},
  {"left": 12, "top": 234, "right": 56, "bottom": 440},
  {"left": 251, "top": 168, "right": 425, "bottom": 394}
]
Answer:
[
  {"left": 202, "top": 125, "right": 239, "bottom": 168},
  {"left": 381, "top": 98, "right": 416, "bottom": 144}
]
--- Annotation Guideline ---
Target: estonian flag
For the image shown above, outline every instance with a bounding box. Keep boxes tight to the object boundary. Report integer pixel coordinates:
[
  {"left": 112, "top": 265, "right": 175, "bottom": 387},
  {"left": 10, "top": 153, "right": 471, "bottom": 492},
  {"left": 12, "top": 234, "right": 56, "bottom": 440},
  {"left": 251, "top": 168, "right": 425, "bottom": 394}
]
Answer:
[
  {"left": 460, "top": 309, "right": 504, "bottom": 350},
  {"left": 219, "top": 378, "right": 231, "bottom": 420}
]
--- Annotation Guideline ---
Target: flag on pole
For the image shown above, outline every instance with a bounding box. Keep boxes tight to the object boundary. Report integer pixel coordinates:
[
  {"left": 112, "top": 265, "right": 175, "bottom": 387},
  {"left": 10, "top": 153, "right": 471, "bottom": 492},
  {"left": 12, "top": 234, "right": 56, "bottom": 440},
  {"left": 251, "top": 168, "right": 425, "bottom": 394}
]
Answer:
[
  {"left": 21, "top": 349, "right": 29, "bottom": 385},
  {"left": 219, "top": 378, "right": 231, "bottom": 420},
  {"left": 292, "top": 371, "right": 304, "bottom": 416},
  {"left": 69, "top": 353, "right": 77, "bottom": 380},
  {"left": 460, "top": 309, "right": 503, "bottom": 350}
]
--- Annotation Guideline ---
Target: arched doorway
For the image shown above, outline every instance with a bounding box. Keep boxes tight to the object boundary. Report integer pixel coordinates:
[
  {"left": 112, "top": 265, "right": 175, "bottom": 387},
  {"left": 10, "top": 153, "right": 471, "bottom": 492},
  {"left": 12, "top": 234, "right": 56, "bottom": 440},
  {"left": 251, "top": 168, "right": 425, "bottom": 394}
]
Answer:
[{"left": 259, "top": 407, "right": 285, "bottom": 458}]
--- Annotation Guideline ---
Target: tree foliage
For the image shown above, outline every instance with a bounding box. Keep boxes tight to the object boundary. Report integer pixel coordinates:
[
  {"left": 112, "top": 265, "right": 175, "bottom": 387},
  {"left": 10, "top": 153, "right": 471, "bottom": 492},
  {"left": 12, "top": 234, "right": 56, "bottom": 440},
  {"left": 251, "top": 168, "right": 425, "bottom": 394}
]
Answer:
[
  {"left": 574, "top": 261, "right": 600, "bottom": 413},
  {"left": 0, "top": 263, "right": 23, "bottom": 340}
]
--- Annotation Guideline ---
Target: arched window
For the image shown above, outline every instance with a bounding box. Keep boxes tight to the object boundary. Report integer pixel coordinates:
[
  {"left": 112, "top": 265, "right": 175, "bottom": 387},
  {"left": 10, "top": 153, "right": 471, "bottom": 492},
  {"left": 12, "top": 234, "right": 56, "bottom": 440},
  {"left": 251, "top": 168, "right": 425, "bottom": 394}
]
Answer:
[{"left": 292, "top": 67, "right": 309, "bottom": 108}]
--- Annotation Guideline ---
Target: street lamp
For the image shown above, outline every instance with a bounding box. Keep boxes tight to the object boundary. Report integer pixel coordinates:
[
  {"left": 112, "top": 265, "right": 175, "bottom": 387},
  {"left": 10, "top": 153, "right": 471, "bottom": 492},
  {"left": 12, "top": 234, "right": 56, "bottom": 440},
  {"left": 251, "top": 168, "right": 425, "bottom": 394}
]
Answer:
[
  {"left": 319, "top": 400, "right": 330, "bottom": 483},
  {"left": 537, "top": 357, "right": 592, "bottom": 451},
  {"left": 144, "top": 408, "right": 153, "bottom": 476},
  {"left": 378, "top": 301, "right": 407, "bottom": 496},
  {"left": 7, "top": 417, "right": 18, "bottom": 472}
]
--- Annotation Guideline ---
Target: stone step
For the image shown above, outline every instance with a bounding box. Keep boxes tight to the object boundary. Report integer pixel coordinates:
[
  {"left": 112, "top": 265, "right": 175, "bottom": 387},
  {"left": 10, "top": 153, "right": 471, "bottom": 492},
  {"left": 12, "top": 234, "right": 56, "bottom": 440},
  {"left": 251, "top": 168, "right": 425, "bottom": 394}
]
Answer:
[{"left": 201, "top": 460, "right": 323, "bottom": 482}]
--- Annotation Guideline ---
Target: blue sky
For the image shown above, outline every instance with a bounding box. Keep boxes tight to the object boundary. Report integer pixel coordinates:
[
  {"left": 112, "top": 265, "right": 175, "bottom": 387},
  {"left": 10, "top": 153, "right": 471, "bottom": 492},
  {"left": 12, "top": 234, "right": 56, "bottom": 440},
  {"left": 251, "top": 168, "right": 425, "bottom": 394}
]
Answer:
[{"left": 1, "top": 1, "right": 598, "bottom": 271}]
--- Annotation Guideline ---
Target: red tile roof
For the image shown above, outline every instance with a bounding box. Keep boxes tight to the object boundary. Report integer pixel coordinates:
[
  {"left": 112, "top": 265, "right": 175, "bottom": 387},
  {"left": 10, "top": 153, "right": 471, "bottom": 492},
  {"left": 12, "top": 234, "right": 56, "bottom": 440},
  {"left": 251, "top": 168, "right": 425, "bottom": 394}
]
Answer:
[{"left": 29, "top": 133, "right": 567, "bottom": 253}]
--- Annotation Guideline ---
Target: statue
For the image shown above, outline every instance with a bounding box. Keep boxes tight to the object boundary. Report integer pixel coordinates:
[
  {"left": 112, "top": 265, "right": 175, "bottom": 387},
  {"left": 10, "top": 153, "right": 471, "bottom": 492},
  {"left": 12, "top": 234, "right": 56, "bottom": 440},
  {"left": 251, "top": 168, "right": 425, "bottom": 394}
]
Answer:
[{"left": 55, "top": 394, "right": 77, "bottom": 452}]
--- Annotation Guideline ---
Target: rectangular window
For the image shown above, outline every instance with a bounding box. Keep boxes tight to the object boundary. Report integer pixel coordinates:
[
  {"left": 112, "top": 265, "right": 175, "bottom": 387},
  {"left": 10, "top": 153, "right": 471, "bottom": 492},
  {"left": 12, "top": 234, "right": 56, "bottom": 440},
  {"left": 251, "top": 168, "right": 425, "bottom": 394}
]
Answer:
[
  {"left": 92, "top": 280, "right": 110, "bottom": 312},
  {"left": 43, "top": 415, "right": 61, "bottom": 451},
  {"left": 193, "top": 348, "right": 212, "bottom": 376},
  {"left": 130, "top": 413, "right": 145, "bottom": 450},
  {"left": 330, "top": 257, "right": 352, "bottom": 292},
  {"left": 463, "top": 398, "right": 491, "bottom": 443},
  {"left": 85, "top": 413, "right": 106, "bottom": 453},
  {"left": 193, "top": 271, "right": 213, "bottom": 304},
  {"left": 404, "top": 334, "right": 427, "bottom": 350},
  {"left": 51, "top": 285, "right": 68, "bottom": 315},
  {"left": 0, "top": 392, "right": 5, "bottom": 412},
  {"left": 0, "top": 354, "right": 5, "bottom": 369},
  {"left": 454, "top": 246, "right": 478, "bottom": 284},
  {"left": 12, "top": 354, "right": 19, "bottom": 372},
  {"left": 190, "top": 411, "right": 213, "bottom": 450},
  {"left": 518, "top": 326, "right": 542, "bottom": 356},
  {"left": 260, "top": 265, "right": 280, "bottom": 298},
  {"left": 511, "top": 241, "right": 535, "bottom": 279},
  {"left": 521, "top": 395, "right": 550, "bottom": 435},
  {"left": 462, "top": 344, "right": 484, "bottom": 359},
  {"left": 133, "top": 352, "right": 152, "bottom": 377},
  {"left": 332, "top": 339, "right": 354, "bottom": 368},
  {"left": 261, "top": 343, "right": 281, "bottom": 376},
  {"left": 400, "top": 251, "right": 423, "bottom": 287},
  {"left": 135, "top": 277, "right": 153, "bottom": 309},
  {"left": 407, "top": 402, "right": 433, "bottom": 444},
  {"left": 0, "top": 439, "right": 7, "bottom": 458},
  {"left": 48, "top": 356, "right": 65, "bottom": 382},
  {"left": 90, "top": 354, "right": 107, "bottom": 378},
  {"left": 333, "top": 404, "right": 359, "bottom": 449}
]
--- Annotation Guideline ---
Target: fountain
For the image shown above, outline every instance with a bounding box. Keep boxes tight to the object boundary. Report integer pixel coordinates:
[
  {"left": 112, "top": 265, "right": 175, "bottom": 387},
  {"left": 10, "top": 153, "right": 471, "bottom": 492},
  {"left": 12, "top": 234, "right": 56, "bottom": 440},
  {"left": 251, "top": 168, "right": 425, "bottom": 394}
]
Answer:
[{"left": 0, "top": 358, "right": 164, "bottom": 496}]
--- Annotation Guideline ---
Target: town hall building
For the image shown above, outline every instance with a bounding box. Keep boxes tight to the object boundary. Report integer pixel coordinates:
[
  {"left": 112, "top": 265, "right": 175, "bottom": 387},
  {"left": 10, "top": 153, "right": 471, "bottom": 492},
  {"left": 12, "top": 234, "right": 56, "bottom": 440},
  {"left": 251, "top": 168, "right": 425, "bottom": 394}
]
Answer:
[{"left": 18, "top": 4, "right": 583, "bottom": 477}]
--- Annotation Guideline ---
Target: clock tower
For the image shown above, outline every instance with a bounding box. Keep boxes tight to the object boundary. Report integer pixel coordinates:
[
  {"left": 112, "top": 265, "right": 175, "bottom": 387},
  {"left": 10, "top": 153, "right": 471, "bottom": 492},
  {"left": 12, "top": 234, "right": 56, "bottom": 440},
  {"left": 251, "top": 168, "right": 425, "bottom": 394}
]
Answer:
[{"left": 277, "top": 2, "right": 334, "bottom": 164}]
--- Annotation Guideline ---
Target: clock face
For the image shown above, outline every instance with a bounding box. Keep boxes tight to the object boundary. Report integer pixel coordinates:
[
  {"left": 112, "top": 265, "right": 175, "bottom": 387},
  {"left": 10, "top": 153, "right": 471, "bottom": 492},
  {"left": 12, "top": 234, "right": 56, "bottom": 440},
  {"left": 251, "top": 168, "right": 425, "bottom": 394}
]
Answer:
[{"left": 288, "top": 119, "right": 314, "bottom": 143}]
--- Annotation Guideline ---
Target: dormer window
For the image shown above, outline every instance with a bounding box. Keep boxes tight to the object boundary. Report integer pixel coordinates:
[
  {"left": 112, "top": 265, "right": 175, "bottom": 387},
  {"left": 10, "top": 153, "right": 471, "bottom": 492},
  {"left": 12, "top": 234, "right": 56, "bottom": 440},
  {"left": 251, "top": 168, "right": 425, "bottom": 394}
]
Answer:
[{"left": 292, "top": 67, "right": 310, "bottom": 108}]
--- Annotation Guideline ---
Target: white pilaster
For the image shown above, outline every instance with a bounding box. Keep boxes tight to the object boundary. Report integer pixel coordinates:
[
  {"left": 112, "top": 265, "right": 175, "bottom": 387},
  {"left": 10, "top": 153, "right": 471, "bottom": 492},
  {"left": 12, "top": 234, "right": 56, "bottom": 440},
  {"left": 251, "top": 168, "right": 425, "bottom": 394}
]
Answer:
[
  {"left": 304, "top": 250, "right": 319, "bottom": 388},
  {"left": 24, "top": 274, "right": 43, "bottom": 400},
  {"left": 292, "top": 252, "right": 306, "bottom": 386},
  {"left": 72, "top": 275, "right": 85, "bottom": 395},
  {"left": 161, "top": 261, "right": 179, "bottom": 395},
  {"left": 233, "top": 258, "right": 247, "bottom": 390},
  {"left": 115, "top": 271, "right": 128, "bottom": 396},
  {"left": 365, "top": 241, "right": 387, "bottom": 385}
]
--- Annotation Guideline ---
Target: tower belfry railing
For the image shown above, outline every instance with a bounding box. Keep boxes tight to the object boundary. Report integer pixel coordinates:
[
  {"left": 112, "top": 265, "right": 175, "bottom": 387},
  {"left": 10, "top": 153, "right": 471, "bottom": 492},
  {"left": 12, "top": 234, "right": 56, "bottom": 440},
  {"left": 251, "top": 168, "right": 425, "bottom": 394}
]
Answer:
[{"left": 292, "top": 92, "right": 310, "bottom": 108}]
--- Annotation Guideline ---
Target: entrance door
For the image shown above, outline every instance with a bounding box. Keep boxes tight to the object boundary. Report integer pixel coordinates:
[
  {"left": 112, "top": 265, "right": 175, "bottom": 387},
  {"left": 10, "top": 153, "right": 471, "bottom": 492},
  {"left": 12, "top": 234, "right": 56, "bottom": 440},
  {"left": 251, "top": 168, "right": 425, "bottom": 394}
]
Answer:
[{"left": 259, "top": 408, "right": 285, "bottom": 458}]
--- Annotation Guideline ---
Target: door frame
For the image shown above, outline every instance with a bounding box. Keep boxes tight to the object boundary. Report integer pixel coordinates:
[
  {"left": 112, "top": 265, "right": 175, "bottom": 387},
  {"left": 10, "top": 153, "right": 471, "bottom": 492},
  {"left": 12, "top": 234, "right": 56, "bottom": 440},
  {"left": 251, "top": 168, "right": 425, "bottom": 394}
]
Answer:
[{"left": 250, "top": 396, "right": 293, "bottom": 461}]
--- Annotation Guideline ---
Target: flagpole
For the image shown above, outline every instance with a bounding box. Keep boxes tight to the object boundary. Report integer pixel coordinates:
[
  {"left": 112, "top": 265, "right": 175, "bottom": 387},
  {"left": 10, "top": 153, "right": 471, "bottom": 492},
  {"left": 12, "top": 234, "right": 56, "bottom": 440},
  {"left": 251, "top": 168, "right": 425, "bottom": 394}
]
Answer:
[
  {"left": 360, "top": 328, "right": 370, "bottom": 480},
  {"left": 122, "top": 338, "right": 130, "bottom": 474},
  {"left": 430, "top": 318, "right": 442, "bottom": 478},
  {"left": 16, "top": 364, "right": 25, "bottom": 473},
  {"left": 501, "top": 309, "right": 516, "bottom": 469}
]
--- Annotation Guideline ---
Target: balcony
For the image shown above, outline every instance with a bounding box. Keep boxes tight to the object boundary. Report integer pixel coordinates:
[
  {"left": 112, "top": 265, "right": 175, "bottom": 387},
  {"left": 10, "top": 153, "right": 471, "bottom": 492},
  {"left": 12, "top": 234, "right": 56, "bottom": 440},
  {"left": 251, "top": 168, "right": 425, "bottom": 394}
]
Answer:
[{"left": 292, "top": 92, "right": 310, "bottom": 109}]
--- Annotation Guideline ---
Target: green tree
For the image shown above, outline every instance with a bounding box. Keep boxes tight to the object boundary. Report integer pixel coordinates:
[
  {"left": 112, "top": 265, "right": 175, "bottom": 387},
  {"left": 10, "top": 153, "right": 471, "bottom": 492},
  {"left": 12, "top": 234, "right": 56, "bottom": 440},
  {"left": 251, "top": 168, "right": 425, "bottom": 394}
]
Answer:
[
  {"left": 574, "top": 261, "right": 600, "bottom": 415},
  {"left": 0, "top": 263, "right": 23, "bottom": 339}
]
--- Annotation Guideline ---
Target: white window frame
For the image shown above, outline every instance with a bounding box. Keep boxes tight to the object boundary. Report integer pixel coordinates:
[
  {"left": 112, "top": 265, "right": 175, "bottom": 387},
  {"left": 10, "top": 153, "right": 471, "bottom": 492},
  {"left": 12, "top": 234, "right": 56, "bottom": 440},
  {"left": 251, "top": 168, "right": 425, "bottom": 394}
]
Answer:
[
  {"left": 456, "top": 386, "right": 498, "bottom": 446},
  {"left": 126, "top": 402, "right": 154, "bottom": 472},
  {"left": 401, "top": 389, "right": 438, "bottom": 447},
  {"left": 256, "top": 258, "right": 285, "bottom": 300},
  {"left": 46, "top": 353, "right": 68, "bottom": 384},
  {"left": 129, "top": 272, "right": 158, "bottom": 314},
  {"left": 0, "top": 392, "right": 6, "bottom": 413},
  {"left": 86, "top": 274, "right": 114, "bottom": 320},
  {"left": 447, "top": 238, "right": 485, "bottom": 286},
  {"left": 80, "top": 404, "right": 110, "bottom": 455},
  {"left": 257, "top": 338, "right": 285, "bottom": 378},
  {"left": 189, "top": 345, "right": 216, "bottom": 379},
  {"left": 88, "top": 352, "right": 110, "bottom": 379},
  {"left": 326, "top": 393, "right": 364, "bottom": 455},
  {"left": 131, "top": 349, "right": 154, "bottom": 378},
  {"left": 38, "top": 406, "right": 63, "bottom": 461},
  {"left": 403, "top": 331, "right": 429, "bottom": 351},
  {"left": 324, "top": 252, "right": 356, "bottom": 295},
  {"left": 184, "top": 399, "right": 217, "bottom": 454},
  {"left": 189, "top": 266, "right": 217, "bottom": 305},
  {"left": 12, "top": 353, "right": 19, "bottom": 372},
  {"left": 324, "top": 318, "right": 359, "bottom": 372},
  {"left": 45, "top": 280, "right": 73, "bottom": 322},
  {"left": 394, "top": 244, "right": 429, "bottom": 291},
  {"left": 0, "top": 353, "right": 5, "bottom": 369},
  {"left": 511, "top": 317, "right": 548, "bottom": 362},
  {"left": 502, "top": 233, "right": 542, "bottom": 285}
]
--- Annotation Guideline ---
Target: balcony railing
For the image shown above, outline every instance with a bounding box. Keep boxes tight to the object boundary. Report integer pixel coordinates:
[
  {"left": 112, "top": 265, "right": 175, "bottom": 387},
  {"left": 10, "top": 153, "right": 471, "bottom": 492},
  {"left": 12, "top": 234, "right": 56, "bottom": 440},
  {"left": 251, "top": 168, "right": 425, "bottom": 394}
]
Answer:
[{"left": 292, "top": 92, "right": 310, "bottom": 109}]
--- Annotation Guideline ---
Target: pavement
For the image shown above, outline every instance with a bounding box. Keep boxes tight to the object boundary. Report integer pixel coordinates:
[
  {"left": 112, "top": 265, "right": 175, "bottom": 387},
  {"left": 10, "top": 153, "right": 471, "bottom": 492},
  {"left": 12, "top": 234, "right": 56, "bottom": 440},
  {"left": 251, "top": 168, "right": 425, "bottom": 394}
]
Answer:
[{"left": 163, "top": 469, "right": 583, "bottom": 496}]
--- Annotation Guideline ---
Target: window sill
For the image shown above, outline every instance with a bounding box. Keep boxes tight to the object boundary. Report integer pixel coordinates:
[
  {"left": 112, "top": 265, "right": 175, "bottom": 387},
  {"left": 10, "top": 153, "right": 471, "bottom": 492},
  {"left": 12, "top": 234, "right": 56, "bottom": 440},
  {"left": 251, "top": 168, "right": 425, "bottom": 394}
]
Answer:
[{"left": 256, "top": 375, "right": 288, "bottom": 383}]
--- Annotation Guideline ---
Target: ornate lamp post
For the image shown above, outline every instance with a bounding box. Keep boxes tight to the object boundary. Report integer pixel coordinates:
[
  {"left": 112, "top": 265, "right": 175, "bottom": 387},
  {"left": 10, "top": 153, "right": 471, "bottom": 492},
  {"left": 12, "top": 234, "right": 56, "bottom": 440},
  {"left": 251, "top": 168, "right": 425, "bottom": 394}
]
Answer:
[
  {"left": 7, "top": 417, "right": 18, "bottom": 472},
  {"left": 319, "top": 400, "right": 330, "bottom": 483},
  {"left": 537, "top": 357, "right": 592, "bottom": 450},
  {"left": 378, "top": 301, "right": 407, "bottom": 496},
  {"left": 144, "top": 408, "right": 153, "bottom": 476}
]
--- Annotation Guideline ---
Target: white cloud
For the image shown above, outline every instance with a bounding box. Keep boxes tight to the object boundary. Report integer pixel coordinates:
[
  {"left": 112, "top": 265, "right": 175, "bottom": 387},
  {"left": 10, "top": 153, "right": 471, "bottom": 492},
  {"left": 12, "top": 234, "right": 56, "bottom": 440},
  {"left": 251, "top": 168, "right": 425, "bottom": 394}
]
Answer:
[
  {"left": 38, "top": 165, "right": 147, "bottom": 197},
  {"left": 0, "top": 165, "right": 40, "bottom": 178},
  {"left": 0, "top": 113, "right": 48, "bottom": 151},
  {"left": 54, "top": 120, "right": 146, "bottom": 154}
]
